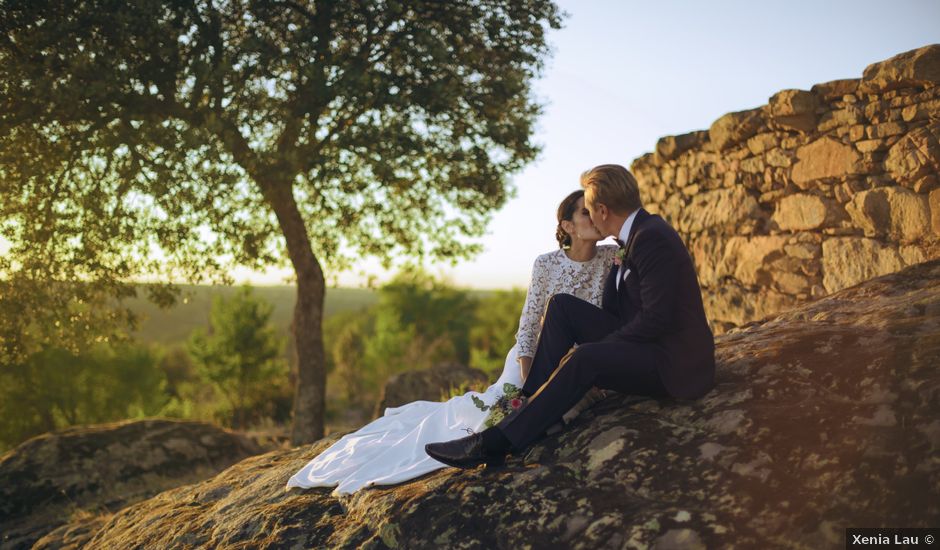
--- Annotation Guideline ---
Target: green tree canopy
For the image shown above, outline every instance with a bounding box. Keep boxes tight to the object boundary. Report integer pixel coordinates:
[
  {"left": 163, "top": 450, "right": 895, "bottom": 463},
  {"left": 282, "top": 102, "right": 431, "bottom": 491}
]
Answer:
[{"left": 0, "top": 0, "right": 562, "bottom": 442}]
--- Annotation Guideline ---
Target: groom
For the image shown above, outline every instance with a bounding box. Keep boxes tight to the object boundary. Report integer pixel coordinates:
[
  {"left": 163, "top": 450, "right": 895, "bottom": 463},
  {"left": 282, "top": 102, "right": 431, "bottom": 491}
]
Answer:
[{"left": 426, "top": 164, "right": 715, "bottom": 468}]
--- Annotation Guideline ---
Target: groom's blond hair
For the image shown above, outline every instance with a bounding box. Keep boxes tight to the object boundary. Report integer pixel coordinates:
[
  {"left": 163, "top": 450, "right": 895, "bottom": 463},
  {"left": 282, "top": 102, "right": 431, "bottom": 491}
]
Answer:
[{"left": 580, "top": 164, "right": 642, "bottom": 215}]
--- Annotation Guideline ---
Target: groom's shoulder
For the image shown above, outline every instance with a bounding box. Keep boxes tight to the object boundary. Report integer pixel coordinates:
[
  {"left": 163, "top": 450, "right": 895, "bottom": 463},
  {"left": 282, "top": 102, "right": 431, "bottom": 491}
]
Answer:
[
  {"left": 637, "top": 211, "right": 676, "bottom": 236},
  {"left": 636, "top": 212, "right": 686, "bottom": 248}
]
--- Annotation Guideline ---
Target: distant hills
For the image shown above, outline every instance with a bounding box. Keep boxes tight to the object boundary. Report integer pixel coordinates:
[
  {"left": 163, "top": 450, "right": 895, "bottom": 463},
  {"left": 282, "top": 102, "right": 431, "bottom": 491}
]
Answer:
[{"left": 127, "top": 286, "right": 378, "bottom": 344}]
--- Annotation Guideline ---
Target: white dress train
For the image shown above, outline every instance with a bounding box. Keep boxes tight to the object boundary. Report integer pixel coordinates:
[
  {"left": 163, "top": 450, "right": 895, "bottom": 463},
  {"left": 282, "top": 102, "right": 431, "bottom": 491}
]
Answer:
[
  {"left": 286, "top": 245, "right": 617, "bottom": 496},
  {"left": 287, "top": 345, "right": 524, "bottom": 495}
]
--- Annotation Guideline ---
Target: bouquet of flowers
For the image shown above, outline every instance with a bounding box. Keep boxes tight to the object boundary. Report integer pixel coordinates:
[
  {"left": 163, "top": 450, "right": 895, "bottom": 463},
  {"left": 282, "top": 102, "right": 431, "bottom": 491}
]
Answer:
[{"left": 471, "top": 383, "right": 526, "bottom": 428}]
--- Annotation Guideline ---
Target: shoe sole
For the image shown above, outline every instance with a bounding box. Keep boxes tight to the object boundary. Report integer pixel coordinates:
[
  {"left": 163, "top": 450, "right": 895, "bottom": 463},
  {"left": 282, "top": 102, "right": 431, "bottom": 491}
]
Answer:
[{"left": 426, "top": 450, "right": 505, "bottom": 470}]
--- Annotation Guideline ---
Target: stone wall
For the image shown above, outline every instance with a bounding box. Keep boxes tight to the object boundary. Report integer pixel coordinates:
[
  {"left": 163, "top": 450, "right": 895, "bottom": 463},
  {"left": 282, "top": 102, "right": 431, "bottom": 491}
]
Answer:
[{"left": 632, "top": 44, "right": 940, "bottom": 332}]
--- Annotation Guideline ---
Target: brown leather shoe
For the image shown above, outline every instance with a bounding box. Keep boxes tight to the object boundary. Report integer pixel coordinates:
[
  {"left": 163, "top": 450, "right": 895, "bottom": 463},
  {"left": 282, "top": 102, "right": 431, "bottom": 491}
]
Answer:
[{"left": 425, "top": 433, "right": 505, "bottom": 469}]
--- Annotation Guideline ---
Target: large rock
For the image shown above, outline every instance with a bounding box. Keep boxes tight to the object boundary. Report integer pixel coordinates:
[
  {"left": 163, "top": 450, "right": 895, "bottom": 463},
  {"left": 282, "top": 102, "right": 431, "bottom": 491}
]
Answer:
[
  {"left": 769, "top": 89, "right": 819, "bottom": 133},
  {"left": 860, "top": 44, "right": 940, "bottom": 93},
  {"left": 655, "top": 131, "right": 709, "bottom": 163},
  {"left": 884, "top": 123, "right": 940, "bottom": 189},
  {"left": 791, "top": 137, "right": 862, "bottom": 187},
  {"left": 376, "top": 362, "right": 488, "bottom": 415},
  {"left": 809, "top": 78, "right": 859, "bottom": 101},
  {"left": 60, "top": 261, "right": 940, "bottom": 549},
  {"left": 845, "top": 187, "right": 931, "bottom": 242},
  {"left": 772, "top": 193, "right": 841, "bottom": 231},
  {"left": 0, "top": 419, "right": 265, "bottom": 549},
  {"left": 675, "top": 187, "right": 763, "bottom": 234},
  {"left": 716, "top": 236, "right": 789, "bottom": 287},
  {"left": 708, "top": 108, "right": 765, "bottom": 151},
  {"left": 822, "top": 237, "right": 926, "bottom": 293}
]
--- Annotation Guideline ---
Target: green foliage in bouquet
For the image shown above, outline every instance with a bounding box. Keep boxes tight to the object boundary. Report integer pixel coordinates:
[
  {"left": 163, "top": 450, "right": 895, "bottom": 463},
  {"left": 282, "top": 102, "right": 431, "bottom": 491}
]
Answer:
[{"left": 471, "top": 383, "right": 526, "bottom": 428}]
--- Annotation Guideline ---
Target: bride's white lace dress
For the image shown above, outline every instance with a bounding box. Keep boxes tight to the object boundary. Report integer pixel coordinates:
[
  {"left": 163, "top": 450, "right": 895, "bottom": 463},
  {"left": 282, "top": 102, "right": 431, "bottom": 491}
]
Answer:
[{"left": 286, "top": 245, "right": 617, "bottom": 495}]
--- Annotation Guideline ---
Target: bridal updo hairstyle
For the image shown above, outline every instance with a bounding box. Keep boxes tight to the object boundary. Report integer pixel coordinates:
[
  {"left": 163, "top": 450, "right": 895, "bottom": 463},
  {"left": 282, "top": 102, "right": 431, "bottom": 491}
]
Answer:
[
  {"left": 579, "top": 164, "right": 642, "bottom": 215},
  {"left": 555, "top": 190, "right": 585, "bottom": 249}
]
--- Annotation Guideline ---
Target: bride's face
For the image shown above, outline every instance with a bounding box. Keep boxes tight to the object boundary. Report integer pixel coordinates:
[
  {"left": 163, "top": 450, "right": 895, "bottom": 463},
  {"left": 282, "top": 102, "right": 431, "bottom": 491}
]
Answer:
[{"left": 564, "top": 197, "right": 603, "bottom": 243}]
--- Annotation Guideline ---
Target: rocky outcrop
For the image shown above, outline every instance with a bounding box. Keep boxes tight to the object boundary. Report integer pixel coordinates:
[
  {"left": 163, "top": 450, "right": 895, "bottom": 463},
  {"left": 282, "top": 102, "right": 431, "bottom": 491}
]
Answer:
[
  {"left": 375, "top": 362, "right": 488, "bottom": 415},
  {"left": 633, "top": 44, "right": 940, "bottom": 333},
  {"left": 0, "top": 419, "right": 265, "bottom": 549},
  {"left": 52, "top": 260, "right": 938, "bottom": 549}
]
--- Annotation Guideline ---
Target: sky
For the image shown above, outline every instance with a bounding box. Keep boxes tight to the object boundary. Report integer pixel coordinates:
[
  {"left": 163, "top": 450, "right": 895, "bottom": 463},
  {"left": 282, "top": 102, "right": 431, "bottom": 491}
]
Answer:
[{"left": 237, "top": 0, "right": 940, "bottom": 289}]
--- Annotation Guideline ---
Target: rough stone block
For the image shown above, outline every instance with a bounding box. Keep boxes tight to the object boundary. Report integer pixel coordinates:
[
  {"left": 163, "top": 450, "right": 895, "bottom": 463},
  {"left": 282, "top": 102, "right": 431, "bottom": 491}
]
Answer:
[
  {"left": 691, "top": 235, "right": 726, "bottom": 287},
  {"left": 770, "top": 89, "right": 818, "bottom": 117},
  {"left": 810, "top": 78, "right": 860, "bottom": 102},
  {"left": 859, "top": 44, "right": 940, "bottom": 93},
  {"left": 885, "top": 123, "right": 940, "bottom": 187},
  {"left": 772, "top": 194, "right": 840, "bottom": 231},
  {"left": 677, "top": 187, "right": 763, "bottom": 234},
  {"left": 740, "top": 157, "right": 765, "bottom": 174},
  {"left": 772, "top": 270, "right": 812, "bottom": 295},
  {"left": 817, "top": 106, "right": 864, "bottom": 133},
  {"left": 900, "top": 98, "right": 940, "bottom": 123},
  {"left": 845, "top": 187, "right": 931, "bottom": 242},
  {"left": 864, "top": 101, "right": 887, "bottom": 123},
  {"left": 931, "top": 188, "right": 940, "bottom": 236},
  {"left": 746, "top": 133, "right": 778, "bottom": 156},
  {"left": 765, "top": 148, "right": 793, "bottom": 168},
  {"left": 780, "top": 137, "right": 802, "bottom": 151},
  {"left": 655, "top": 131, "right": 709, "bottom": 162},
  {"left": 821, "top": 237, "right": 922, "bottom": 292},
  {"left": 709, "top": 108, "right": 765, "bottom": 151},
  {"left": 791, "top": 137, "right": 863, "bottom": 188},
  {"left": 855, "top": 139, "right": 887, "bottom": 154},
  {"left": 866, "top": 122, "right": 906, "bottom": 139},
  {"left": 717, "top": 236, "right": 789, "bottom": 286},
  {"left": 848, "top": 125, "right": 867, "bottom": 141}
]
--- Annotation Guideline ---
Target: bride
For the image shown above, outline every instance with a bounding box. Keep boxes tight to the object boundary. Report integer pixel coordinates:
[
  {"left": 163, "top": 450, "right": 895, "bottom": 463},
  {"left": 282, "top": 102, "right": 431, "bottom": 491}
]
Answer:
[{"left": 287, "top": 190, "right": 617, "bottom": 495}]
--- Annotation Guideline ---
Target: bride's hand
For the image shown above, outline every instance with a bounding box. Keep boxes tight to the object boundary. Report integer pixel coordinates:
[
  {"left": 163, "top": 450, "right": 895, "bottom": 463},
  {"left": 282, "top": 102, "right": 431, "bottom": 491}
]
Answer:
[{"left": 518, "top": 356, "right": 533, "bottom": 382}]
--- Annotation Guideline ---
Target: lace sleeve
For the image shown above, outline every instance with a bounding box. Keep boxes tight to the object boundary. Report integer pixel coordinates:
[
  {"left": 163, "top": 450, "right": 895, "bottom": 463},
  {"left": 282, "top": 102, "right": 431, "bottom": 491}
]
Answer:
[{"left": 515, "top": 254, "right": 550, "bottom": 358}]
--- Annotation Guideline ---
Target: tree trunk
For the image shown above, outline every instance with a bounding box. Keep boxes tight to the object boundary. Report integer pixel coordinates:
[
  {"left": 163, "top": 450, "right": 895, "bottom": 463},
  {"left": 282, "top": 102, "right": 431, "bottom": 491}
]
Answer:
[{"left": 262, "top": 181, "right": 327, "bottom": 445}]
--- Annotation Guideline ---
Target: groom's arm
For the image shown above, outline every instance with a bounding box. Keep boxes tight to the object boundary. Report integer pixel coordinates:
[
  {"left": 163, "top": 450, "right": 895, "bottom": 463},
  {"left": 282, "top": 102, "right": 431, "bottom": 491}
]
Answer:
[{"left": 602, "top": 227, "right": 680, "bottom": 343}]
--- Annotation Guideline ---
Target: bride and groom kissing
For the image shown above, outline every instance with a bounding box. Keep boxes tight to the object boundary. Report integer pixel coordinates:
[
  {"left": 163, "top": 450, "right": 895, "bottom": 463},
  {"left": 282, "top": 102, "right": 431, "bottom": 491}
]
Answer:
[{"left": 288, "top": 163, "right": 715, "bottom": 494}]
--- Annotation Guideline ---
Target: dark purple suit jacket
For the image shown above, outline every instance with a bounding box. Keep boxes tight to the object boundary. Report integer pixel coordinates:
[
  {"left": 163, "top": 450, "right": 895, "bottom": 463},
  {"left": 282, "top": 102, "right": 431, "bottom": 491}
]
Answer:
[{"left": 600, "top": 209, "right": 715, "bottom": 399}]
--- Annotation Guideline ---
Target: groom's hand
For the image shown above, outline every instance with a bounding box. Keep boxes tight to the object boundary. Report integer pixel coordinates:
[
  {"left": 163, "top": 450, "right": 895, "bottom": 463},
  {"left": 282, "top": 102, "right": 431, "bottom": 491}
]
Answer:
[{"left": 518, "top": 356, "right": 533, "bottom": 382}]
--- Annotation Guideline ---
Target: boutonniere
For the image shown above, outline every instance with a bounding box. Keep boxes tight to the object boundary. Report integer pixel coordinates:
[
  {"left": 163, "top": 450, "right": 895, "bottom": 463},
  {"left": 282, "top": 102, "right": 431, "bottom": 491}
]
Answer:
[{"left": 613, "top": 246, "right": 627, "bottom": 266}]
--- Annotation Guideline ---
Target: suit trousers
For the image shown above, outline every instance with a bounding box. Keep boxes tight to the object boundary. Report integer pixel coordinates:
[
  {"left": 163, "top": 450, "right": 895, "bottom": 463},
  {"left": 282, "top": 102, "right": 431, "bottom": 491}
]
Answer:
[{"left": 499, "top": 293, "right": 668, "bottom": 450}]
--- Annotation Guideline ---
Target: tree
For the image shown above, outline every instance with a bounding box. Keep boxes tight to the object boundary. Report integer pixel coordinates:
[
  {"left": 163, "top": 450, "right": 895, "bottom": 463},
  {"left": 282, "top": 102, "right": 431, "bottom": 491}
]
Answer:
[
  {"left": 363, "top": 270, "right": 477, "bottom": 376},
  {"left": 325, "top": 309, "right": 373, "bottom": 407},
  {"left": 0, "top": 0, "right": 562, "bottom": 443},
  {"left": 187, "top": 286, "right": 286, "bottom": 430},
  {"left": 323, "top": 271, "right": 478, "bottom": 416}
]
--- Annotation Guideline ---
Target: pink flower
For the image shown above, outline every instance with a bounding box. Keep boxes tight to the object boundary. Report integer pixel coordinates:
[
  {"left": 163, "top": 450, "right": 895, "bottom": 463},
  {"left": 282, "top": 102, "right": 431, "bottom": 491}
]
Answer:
[
  {"left": 612, "top": 257, "right": 622, "bottom": 266},
  {"left": 510, "top": 398, "right": 524, "bottom": 409}
]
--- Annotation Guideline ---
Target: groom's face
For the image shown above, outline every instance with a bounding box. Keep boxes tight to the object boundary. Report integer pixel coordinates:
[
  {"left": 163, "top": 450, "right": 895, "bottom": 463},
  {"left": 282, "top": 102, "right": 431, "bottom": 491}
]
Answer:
[{"left": 584, "top": 196, "right": 613, "bottom": 237}]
